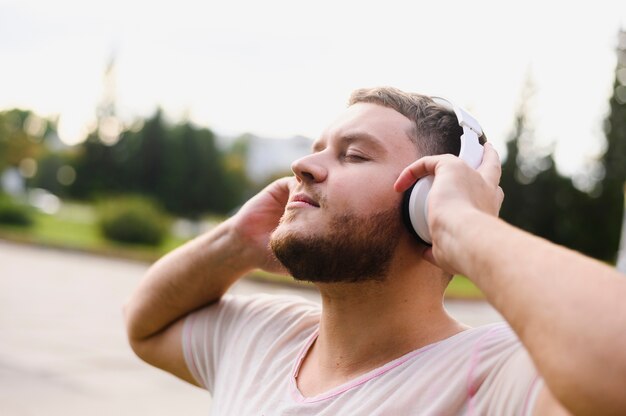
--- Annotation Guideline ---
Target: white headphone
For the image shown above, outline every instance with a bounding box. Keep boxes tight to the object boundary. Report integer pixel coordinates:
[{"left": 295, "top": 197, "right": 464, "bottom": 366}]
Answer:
[{"left": 402, "top": 97, "right": 484, "bottom": 245}]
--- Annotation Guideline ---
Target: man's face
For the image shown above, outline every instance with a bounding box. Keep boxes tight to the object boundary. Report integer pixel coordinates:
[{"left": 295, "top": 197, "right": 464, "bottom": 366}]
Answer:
[{"left": 270, "top": 102, "right": 420, "bottom": 283}]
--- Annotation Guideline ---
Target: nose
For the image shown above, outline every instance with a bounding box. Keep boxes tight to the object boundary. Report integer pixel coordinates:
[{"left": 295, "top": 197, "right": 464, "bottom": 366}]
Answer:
[{"left": 291, "top": 153, "right": 328, "bottom": 184}]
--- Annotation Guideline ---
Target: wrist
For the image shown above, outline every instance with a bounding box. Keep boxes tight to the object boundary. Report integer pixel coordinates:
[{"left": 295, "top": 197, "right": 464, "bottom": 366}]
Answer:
[
  {"left": 213, "top": 217, "right": 262, "bottom": 272},
  {"left": 432, "top": 206, "right": 483, "bottom": 240},
  {"left": 431, "top": 208, "right": 490, "bottom": 274},
  {"left": 223, "top": 215, "right": 284, "bottom": 274}
]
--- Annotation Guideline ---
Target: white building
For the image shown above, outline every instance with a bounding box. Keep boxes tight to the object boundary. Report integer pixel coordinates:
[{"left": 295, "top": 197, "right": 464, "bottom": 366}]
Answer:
[
  {"left": 245, "top": 135, "right": 313, "bottom": 184},
  {"left": 1, "top": 168, "right": 25, "bottom": 196}
]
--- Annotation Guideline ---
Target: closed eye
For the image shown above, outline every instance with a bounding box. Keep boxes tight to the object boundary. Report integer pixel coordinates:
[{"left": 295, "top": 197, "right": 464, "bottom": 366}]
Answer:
[{"left": 343, "top": 152, "right": 370, "bottom": 162}]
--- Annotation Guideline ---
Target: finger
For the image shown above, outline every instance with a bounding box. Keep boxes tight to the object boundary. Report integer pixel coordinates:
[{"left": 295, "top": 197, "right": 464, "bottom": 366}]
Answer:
[
  {"left": 477, "top": 143, "right": 502, "bottom": 187},
  {"left": 394, "top": 156, "right": 439, "bottom": 192},
  {"left": 274, "top": 176, "right": 293, "bottom": 193},
  {"left": 496, "top": 186, "right": 505, "bottom": 213},
  {"left": 267, "top": 177, "right": 293, "bottom": 205},
  {"left": 285, "top": 176, "right": 298, "bottom": 193}
]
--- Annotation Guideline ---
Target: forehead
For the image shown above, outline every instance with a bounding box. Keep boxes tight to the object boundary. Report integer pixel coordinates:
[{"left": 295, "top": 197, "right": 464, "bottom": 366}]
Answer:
[{"left": 315, "top": 102, "right": 417, "bottom": 154}]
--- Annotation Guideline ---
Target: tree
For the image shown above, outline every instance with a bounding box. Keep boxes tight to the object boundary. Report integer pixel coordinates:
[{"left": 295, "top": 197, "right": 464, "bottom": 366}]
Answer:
[
  {"left": 161, "top": 122, "right": 232, "bottom": 217},
  {"left": 137, "top": 109, "right": 168, "bottom": 197},
  {"left": 500, "top": 77, "right": 560, "bottom": 239},
  {"left": 499, "top": 75, "right": 617, "bottom": 261},
  {"left": 68, "top": 110, "right": 247, "bottom": 218},
  {"left": 595, "top": 29, "right": 626, "bottom": 263},
  {"left": 0, "top": 109, "right": 48, "bottom": 172}
]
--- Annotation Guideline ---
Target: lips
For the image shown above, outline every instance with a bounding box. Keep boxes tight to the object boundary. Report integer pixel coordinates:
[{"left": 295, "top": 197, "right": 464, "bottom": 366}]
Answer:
[{"left": 290, "top": 193, "right": 320, "bottom": 207}]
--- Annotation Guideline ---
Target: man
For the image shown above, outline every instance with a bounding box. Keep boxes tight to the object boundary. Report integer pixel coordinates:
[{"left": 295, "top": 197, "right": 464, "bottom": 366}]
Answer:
[{"left": 124, "top": 87, "right": 626, "bottom": 415}]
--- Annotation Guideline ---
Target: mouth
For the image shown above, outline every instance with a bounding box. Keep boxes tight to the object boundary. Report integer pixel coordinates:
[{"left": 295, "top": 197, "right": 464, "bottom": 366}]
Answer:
[{"left": 288, "top": 193, "right": 320, "bottom": 208}]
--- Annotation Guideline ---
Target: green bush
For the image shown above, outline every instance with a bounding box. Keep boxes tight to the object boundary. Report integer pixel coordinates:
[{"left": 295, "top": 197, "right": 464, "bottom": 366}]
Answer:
[
  {"left": 0, "top": 194, "right": 34, "bottom": 227},
  {"left": 97, "top": 195, "right": 169, "bottom": 246}
]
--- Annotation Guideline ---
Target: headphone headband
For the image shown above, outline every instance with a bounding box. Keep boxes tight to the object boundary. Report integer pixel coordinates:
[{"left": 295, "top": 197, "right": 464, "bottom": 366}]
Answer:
[
  {"left": 430, "top": 96, "right": 484, "bottom": 170},
  {"left": 402, "top": 95, "right": 486, "bottom": 245},
  {"left": 430, "top": 96, "right": 483, "bottom": 137}
]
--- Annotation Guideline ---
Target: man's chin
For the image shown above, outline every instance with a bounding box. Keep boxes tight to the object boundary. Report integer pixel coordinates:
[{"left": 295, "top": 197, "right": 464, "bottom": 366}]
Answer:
[
  {"left": 272, "top": 217, "right": 321, "bottom": 241},
  {"left": 270, "top": 228, "right": 312, "bottom": 255},
  {"left": 270, "top": 207, "right": 402, "bottom": 284}
]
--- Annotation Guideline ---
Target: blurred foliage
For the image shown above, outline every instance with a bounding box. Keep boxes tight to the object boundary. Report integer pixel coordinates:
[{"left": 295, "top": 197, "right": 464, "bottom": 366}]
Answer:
[
  {"left": 97, "top": 195, "right": 170, "bottom": 246},
  {"left": 0, "top": 109, "right": 50, "bottom": 172},
  {"left": 0, "top": 193, "right": 33, "bottom": 226},
  {"left": 596, "top": 42, "right": 626, "bottom": 262},
  {"left": 0, "top": 200, "right": 188, "bottom": 263},
  {"left": 69, "top": 109, "right": 248, "bottom": 218},
  {"left": 499, "top": 108, "right": 607, "bottom": 260}
]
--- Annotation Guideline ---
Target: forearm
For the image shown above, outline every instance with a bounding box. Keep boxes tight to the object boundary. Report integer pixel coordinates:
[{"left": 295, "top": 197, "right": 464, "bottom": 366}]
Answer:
[
  {"left": 124, "top": 218, "right": 256, "bottom": 341},
  {"left": 444, "top": 211, "right": 626, "bottom": 414}
]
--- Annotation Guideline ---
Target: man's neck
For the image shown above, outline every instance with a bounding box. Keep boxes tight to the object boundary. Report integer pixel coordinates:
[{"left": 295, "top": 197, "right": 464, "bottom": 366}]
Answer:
[{"left": 296, "top": 261, "right": 467, "bottom": 397}]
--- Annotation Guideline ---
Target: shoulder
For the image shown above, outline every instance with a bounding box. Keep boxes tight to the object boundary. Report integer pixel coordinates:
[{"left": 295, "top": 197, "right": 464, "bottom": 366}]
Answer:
[
  {"left": 441, "top": 322, "right": 521, "bottom": 352},
  {"left": 454, "top": 322, "right": 526, "bottom": 371},
  {"left": 428, "top": 322, "right": 520, "bottom": 356},
  {"left": 182, "top": 293, "right": 320, "bottom": 390},
  {"left": 210, "top": 292, "right": 320, "bottom": 320},
  {"left": 418, "top": 322, "right": 528, "bottom": 386},
  {"left": 224, "top": 292, "right": 320, "bottom": 312},
  {"left": 185, "top": 293, "right": 320, "bottom": 340},
  {"left": 461, "top": 323, "right": 542, "bottom": 414}
]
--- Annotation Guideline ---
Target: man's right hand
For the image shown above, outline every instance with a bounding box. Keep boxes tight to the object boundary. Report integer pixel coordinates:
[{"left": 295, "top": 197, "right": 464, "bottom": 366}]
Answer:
[{"left": 230, "top": 176, "right": 294, "bottom": 274}]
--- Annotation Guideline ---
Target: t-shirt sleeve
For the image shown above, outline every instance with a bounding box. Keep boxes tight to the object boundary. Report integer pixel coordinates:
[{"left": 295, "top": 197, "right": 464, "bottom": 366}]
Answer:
[
  {"left": 181, "top": 293, "right": 318, "bottom": 393},
  {"left": 469, "top": 324, "right": 544, "bottom": 416}
]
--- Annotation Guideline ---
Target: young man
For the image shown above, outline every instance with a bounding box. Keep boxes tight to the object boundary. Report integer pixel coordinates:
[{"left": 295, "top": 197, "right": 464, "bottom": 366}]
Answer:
[{"left": 124, "top": 87, "right": 626, "bottom": 415}]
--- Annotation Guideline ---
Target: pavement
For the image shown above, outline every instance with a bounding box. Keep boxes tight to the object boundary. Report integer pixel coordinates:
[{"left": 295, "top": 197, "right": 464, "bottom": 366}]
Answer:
[{"left": 0, "top": 240, "right": 502, "bottom": 416}]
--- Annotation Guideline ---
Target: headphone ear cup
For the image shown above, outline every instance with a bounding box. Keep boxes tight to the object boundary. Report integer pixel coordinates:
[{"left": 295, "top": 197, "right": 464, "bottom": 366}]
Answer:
[
  {"left": 402, "top": 183, "right": 422, "bottom": 242},
  {"left": 401, "top": 176, "right": 434, "bottom": 245}
]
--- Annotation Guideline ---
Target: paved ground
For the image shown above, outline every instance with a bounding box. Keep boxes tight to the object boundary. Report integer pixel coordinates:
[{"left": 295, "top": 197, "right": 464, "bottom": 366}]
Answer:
[{"left": 0, "top": 240, "right": 502, "bottom": 415}]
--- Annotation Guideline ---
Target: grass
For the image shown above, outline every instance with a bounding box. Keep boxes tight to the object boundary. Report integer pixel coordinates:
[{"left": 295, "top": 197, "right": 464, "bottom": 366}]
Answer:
[
  {"left": 0, "top": 201, "right": 484, "bottom": 299},
  {"left": 445, "top": 275, "right": 484, "bottom": 299},
  {"left": 0, "top": 202, "right": 186, "bottom": 263}
]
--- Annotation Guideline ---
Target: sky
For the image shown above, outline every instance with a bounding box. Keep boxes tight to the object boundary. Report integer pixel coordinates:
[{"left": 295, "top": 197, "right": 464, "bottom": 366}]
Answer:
[{"left": 2, "top": 0, "right": 625, "bottom": 177}]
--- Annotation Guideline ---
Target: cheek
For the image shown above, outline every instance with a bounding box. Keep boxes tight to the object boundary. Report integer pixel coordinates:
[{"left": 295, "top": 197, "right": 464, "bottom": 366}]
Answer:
[{"left": 328, "top": 173, "right": 403, "bottom": 215}]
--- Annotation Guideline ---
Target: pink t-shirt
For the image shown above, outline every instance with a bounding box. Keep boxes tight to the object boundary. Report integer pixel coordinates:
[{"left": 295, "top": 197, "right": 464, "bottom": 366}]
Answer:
[{"left": 183, "top": 294, "right": 542, "bottom": 415}]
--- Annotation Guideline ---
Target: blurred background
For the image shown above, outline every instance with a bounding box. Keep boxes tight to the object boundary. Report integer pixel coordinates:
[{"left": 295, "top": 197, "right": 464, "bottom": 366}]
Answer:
[{"left": 1, "top": 0, "right": 626, "bottom": 414}]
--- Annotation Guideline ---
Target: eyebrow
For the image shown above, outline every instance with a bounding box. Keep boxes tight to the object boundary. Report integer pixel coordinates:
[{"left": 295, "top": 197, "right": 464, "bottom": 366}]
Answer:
[{"left": 312, "top": 131, "right": 388, "bottom": 154}]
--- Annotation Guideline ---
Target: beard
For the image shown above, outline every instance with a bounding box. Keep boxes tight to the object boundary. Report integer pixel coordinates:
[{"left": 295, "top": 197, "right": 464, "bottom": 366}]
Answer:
[{"left": 269, "top": 207, "right": 402, "bottom": 283}]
